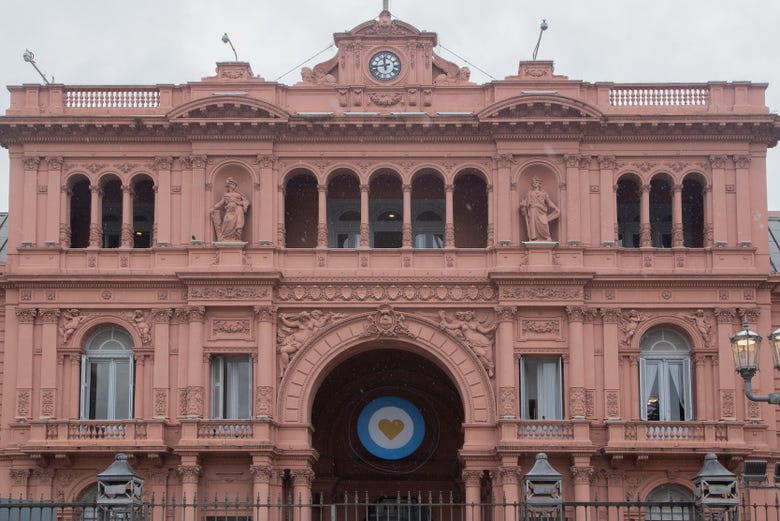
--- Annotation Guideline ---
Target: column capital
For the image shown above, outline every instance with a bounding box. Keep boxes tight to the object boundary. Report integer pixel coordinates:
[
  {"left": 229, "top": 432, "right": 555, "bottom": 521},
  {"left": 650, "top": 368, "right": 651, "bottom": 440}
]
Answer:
[
  {"left": 291, "top": 468, "right": 315, "bottom": 487},
  {"left": 250, "top": 465, "right": 273, "bottom": 483},
  {"left": 462, "top": 469, "right": 483, "bottom": 486},
  {"left": 177, "top": 464, "right": 202, "bottom": 484},
  {"left": 23, "top": 157, "right": 41, "bottom": 171},
  {"left": 597, "top": 156, "right": 616, "bottom": 169},
  {"left": 708, "top": 155, "right": 728, "bottom": 169},
  {"left": 45, "top": 156, "right": 64, "bottom": 170},
  {"left": 152, "top": 308, "right": 173, "bottom": 324},
  {"left": 570, "top": 465, "right": 594, "bottom": 484},
  {"left": 254, "top": 306, "right": 277, "bottom": 322},
  {"left": 495, "top": 306, "right": 517, "bottom": 322},
  {"left": 38, "top": 309, "right": 61, "bottom": 324},
  {"left": 154, "top": 156, "right": 174, "bottom": 171},
  {"left": 15, "top": 308, "right": 37, "bottom": 324},
  {"left": 498, "top": 466, "right": 521, "bottom": 484}
]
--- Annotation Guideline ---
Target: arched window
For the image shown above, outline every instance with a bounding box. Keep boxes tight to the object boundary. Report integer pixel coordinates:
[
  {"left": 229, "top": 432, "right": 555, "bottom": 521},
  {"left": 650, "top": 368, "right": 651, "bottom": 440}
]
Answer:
[
  {"left": 645, "top": 484, "right": 693, "bottom": 521},
  {"left": 453, "top": 171, "right": 487, "bottom": 248},
  {"left": 682, "top": 176, "right": 705, "bottom": 248},
  {"left": 369, "top": 171, "right": 403, "bottom": 248},
  {"left": 132, "top": 177, "right": 155, "bottom": 248},
  {"left": 649, "top": 176, "right": 672, "bottom": 248},
  {"left": 412, "top": 171, "right": 444, "bottom": 249},
  {"left": 81, "top": 326, "right": 134, "bottom": 420},
  {"left": 69, "top": 177, "right": 91, "bottom": 248},
  {"left": 616, "top": 176, "right": 641, "bottom": 248},
  {"left": 285, "top": 172, "right": 318, "bottom": 248},
  {"left": 101, "top": 177, "right": 122, "bottom": 248},
  {"left": 640, "top": 328, "right": 692, "bottom": 421},
  {"left": 327, "top": 172, "right": 361, "bottom": 248}
]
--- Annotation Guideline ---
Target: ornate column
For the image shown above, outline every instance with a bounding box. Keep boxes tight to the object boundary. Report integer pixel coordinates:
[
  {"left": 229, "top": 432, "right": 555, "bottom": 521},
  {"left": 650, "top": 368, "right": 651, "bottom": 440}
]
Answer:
[
  {"left": 45, "top": 157, "right": 63, "bottom": 245},
  {"left": 626, "top": 355, "right": 639, "bottom": 419},
  {"left": 291, "top": 468, "right": 314, "bottom": 521},
  {"left": 317, "top": 184, "right": 328, "bottom": 247},
  {"left": 186, "top": 306, "right": 206, "bottom": 417},
  {"left": 359, "top": 183, "right": 369, "bottom": 248},
  {"left": 177, "top": 462, "right": 201, "bottom": 520},
  {"left": 152, "top": 309, "right": 173, "bottom": 418},
  {"left": 9, "top": 468, "right": 29, "bottom": 499},
  {"left": 277, "top": 183, "right": 286, "bottom": 246},
  {"left": 703, "top": 183, "right": 713, "bottom": 248},
  {"left": 734, "top": 155, "right": 752, "bottom": 246},
  {"left": 563, "top": 155, "right": 581, "bottom": 244},
  {"left": 639, "top": 184, "right": 651, "bottom": 247},
  {"left": 499, "top": 466, "right": 521, "bottom": 516},
  {"left": 462, "top": 469, "right": 483, "bottom": 521},
  {"left": 250, "top": 465, "right": 272, "bottom": 519},
  {"left": 694, "top": 354, "right": 707, "bottom": 419},
  {"left": 570, "top": 457, "right": 593, "bottom": 503},
  {"left": 256, "top": 155, "right": 276, "bottom": 243},
  {"left": 121, "top": 184, "right": 133, "bottom": 248},
  {"left": 254, "top": 306, "right": 276, "bottom": 418},
  {"left": 486, "top": 183, "right": 495, "bottom": 247},
  {"left": 495, "top": 306, "right": 517, "bottom": 418},
  {"left": 402, "top": 183, "right": 412, "bottom": 247},
  {"left": 565, "top": 306, "right": 586, "bottom": 418},
  {"left": 444, "top": 183, "right": 455, "bottom": 248},
  {"left": 493, "top": 155, "right": 513, "bottom": 245},
  {"left": 22, "top": 157, "right": 40, "bottom": 245},
  {"left": 39, "top": 309, "right": 60, "bottom": 418},
  {"left": 89, "top": 183, "right": 101, "bottom": 248},
  {"left": 186, "top": 155, "right": 207, "bottom": 241},
  {"left": 714, "top": 309, "right": 738, "bottom": 419},
  {"left": 15, "top": 308, "right": 36, "bottom": 419},
  {"left": 597, "top": 156, "right": 616, "bottom": 246},
  {"left": 155, "top": 156, "right": 173, "bottom": 246},
  {"left": 709, "top": 155, "right": 728, "bottom": 246},
  {"left": 672, "top": 183, "right": 683, "bottom": 247},
  {"left": 59, "top": 183, "right": 71, "bottom": 247},
  {"left": 600, "top": 308, "right": 621, "bottom": 419}
]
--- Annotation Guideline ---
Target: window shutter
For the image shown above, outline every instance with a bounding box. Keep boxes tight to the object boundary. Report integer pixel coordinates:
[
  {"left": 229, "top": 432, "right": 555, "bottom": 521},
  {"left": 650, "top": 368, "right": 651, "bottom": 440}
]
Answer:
[{"left": 80, "top": 355, "right": 90, "bottom": 419}]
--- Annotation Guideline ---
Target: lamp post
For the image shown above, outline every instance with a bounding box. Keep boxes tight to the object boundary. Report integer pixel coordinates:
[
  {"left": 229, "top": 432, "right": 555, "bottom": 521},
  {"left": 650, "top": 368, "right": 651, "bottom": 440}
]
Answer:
[{"left": 730, "top": 315, "right": 780, "bottom": 404}]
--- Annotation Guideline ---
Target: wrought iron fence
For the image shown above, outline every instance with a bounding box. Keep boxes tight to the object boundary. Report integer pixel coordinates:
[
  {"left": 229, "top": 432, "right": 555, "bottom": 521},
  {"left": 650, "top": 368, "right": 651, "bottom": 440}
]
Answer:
[{"left": 0, "top": 495, "right": 762, "bottom": 521}]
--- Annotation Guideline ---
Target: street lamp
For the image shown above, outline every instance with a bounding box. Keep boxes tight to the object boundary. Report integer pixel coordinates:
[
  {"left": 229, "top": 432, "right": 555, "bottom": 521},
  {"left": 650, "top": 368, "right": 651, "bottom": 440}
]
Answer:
[{"left": 730, "top": 315, "right": 780, "bottom": 404}]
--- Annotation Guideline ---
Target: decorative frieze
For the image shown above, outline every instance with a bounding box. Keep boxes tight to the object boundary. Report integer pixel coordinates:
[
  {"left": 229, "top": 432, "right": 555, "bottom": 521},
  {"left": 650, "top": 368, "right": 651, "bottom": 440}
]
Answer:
[
  {"left": 499, "top": 387, "right": 516, "bottom": 417},
  {"left": 500, "top": 286, "right": 581, "bottom": 300},
  {"left": 210, "top": 318, "right": 253, "bottom": 340},
  {"left": 189, "top": 286, "right": 269, "bottom": 300},
  {"left": 277, "top": 283, "right": 496, "bottom": 302},
  {"left": 364, "top": 305, "right": 413, "bottom": 338},
  {"left": 255, "top": 386, "right": 274, "bottom": 417}
]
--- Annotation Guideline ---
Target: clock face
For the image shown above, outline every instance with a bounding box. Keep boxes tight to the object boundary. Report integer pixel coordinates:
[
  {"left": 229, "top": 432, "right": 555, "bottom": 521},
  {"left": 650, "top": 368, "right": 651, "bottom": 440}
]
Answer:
[{"left": 369, "top": 51, "right": 401, "bottom": 81}]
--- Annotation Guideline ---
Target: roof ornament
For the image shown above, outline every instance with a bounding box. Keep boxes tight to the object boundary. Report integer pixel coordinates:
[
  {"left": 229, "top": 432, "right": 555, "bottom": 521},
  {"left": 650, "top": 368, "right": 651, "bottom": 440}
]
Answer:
[
  {"left": 382, "top": 0, "right": 389, "bottom": 13},
  {"left": 531, "top": 19, "right": 548, "bottom": 61}
]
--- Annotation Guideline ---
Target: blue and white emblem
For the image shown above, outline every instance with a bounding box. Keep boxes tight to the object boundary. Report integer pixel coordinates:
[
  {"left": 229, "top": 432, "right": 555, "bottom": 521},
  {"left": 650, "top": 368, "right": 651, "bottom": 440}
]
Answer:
[{"left": 357, "top": 396, "right": 425, "bottom": 460}]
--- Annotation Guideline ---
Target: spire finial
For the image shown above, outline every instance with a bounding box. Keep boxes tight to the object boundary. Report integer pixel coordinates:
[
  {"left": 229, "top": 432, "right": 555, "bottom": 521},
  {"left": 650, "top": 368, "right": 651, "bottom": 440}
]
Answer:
[{"left": 382, "top": 0, "right": 389, "bottom": 12}]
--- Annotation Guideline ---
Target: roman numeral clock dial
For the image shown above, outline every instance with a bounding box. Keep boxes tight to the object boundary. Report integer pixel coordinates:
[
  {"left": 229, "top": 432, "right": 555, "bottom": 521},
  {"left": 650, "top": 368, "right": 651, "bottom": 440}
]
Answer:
[{"left": 369, "top": 51, "right": 401, "bottom": 81}]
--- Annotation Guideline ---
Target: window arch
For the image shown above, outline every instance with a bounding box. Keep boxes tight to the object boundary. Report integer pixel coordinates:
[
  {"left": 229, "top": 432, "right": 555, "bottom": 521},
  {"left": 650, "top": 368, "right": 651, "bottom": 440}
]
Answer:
[
  {"left": 369, "top": 171, "right": 402, "bottom": 248},
  {"left": 649, "top": 175, "right": 673, "bottom": 248},
  {"left": 100, "top": 176, "right": 123, "bottom": 248},
  {"left": 616, "top": 175, "right": 641, "bottom": 248},
  {"left": 285, "top": 171, "right": 318, "bottom": 248},
  {"left": 131, "top": 176, "right": 155, "bottom": 248},
  {"left": 327, "top": 171, "right": 361, "bottom": 248},
  {"left": 453, "top": 170, "right": 487, "bottom": 248},
  {"left": 69, "top": 176, "right": 91, "bottom": 248},
  {"left": 645, "top": 484, "right": 693, "bottom": 521},
  {"left": 412, "top": 171, "right": 444, "bottom": 249},
  {"left": 81, "top": 325, "right": 134, "bottom": 420},
  {"left": 682, "top": 175, "right": 705, "bottom": 248},
  {"left": 639, "top": 328, "right": 692, "bottom": 421}
]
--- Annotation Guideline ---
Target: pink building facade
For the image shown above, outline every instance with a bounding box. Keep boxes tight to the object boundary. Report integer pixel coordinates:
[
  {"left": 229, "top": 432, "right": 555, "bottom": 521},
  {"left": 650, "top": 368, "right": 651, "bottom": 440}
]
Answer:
[{"left": 1, "top": 7, "right": 780, "bottom": 511}]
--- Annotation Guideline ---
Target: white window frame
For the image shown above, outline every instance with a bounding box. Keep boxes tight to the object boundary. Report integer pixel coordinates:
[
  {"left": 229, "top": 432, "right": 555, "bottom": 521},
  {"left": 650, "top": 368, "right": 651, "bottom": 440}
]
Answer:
[
  {"left": 639, "top": 328, "right": 693, "bottom": 421},
  {"left": 80, "top": 326, "right": 134, "bottom": 420},
  {"left": 520, "top": 356, "right": 562, "bottom": 420},
  {"left": 210, "top": 356, "right": 253, "bottom": 419}
]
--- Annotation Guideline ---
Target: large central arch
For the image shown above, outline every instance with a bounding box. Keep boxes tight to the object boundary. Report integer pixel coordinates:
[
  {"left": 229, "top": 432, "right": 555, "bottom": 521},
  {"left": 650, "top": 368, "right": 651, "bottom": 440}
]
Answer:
[{"left": 277, "top": 308, "right": 497, "bottom": 425}]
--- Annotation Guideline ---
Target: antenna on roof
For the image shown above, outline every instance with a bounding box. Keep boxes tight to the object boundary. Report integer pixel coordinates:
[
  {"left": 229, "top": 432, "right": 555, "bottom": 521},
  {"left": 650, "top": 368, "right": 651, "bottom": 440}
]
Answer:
[
  {"left": 221, "top": 33, "right": 238, "bottom": 61},
  {"left": 531, "top": 19, "right": 548, "bottom": 61},
  {"left": 22, "top": 49, "right": 52, "bottom": 84}
]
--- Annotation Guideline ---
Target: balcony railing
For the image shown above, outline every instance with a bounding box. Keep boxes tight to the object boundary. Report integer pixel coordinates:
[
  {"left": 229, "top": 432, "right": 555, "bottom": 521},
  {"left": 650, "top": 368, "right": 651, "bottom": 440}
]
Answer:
[
  {"left": 608, "top": 86, "right": 709, "bottom": 106},
  {"left": 197, "top": 420, "right": 253, "bottom": 439},
  {"left": 517, "top": 420, "right": 574, "bottom": 440},
  {"left": 64, "top": 88, "right": 160, "bottom": 108},
  {"left": 607, "top": 420, "right": 738, "bottom": 449}
]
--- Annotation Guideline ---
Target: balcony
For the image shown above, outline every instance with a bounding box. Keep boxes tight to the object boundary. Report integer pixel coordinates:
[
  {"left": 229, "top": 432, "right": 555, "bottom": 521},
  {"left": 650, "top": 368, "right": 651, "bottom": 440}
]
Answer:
[
  {"left": 497, "top": 419, "right": 592, "bottom": 453},
  {"left": 177, "top": 418, "right": 274, "bottom": 451},
  {"left": 605, "top": 420, "right": 766, "bottom": 454}
]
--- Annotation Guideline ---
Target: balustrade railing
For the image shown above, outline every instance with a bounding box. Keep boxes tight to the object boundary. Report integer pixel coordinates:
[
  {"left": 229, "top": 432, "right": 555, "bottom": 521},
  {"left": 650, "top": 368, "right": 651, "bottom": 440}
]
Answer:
[
  {"left": 609, "top": 86, "right": 709, "bottom": 106},
  {"left": 517, "top": 420, "right": 573, "bottom": 440},
  {"left": 197, "top": 421, "right": 253, "bottom": 439},
  {"left": 64, "top": 88, "right": 160, "bottom": 108}
]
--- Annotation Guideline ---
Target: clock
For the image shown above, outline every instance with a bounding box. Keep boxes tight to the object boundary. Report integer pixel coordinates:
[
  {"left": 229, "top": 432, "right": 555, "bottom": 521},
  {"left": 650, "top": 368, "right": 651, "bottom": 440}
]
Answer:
[{"left": 369, "top": 51, "right": 401, "bottom": 81}]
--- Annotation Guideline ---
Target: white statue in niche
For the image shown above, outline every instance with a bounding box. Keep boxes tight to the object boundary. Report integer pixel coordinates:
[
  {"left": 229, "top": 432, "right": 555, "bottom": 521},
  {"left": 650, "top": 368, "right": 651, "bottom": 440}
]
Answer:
[
  {"left": 520, "top": 176, "right": 560, "bottom": 242},
  {"left": 210, "top": 177, "right": 250, "bottom": 242}
]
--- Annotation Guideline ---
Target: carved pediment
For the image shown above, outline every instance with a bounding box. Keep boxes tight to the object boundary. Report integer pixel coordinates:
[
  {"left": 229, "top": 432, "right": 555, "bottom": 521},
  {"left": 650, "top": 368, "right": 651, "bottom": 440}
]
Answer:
[
  {"left": 167, "top": 96, "right": 290, "bottom": 121},
  {"left": 346, "top": 17, "right": 422, "bottom": 38},
  {"left": 479, "top": 95, "right": 602, "bottom": 121}
]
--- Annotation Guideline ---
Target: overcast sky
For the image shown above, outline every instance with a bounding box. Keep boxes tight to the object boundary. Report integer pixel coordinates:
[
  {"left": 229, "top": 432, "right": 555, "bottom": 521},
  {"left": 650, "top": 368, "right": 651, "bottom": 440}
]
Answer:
[{"left": 0, "top": 0, "right": 778, "bottom": 212}]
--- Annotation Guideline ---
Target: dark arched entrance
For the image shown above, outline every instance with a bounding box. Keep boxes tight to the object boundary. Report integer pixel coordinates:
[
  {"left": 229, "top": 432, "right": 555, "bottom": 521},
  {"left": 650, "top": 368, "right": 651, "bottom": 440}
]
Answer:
[{"left": 311, "top": 347, "right": 465, "bottom": 501}]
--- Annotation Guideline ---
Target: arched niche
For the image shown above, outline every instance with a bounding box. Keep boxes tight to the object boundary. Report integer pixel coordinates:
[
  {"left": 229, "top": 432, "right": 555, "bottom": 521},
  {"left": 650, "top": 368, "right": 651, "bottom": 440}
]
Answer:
[
  {"left": 517, "top": 163, "right": 561, "bottom": 242},
  {"left": 210, "top": 163, "right": 254, "bottom": 243}
]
